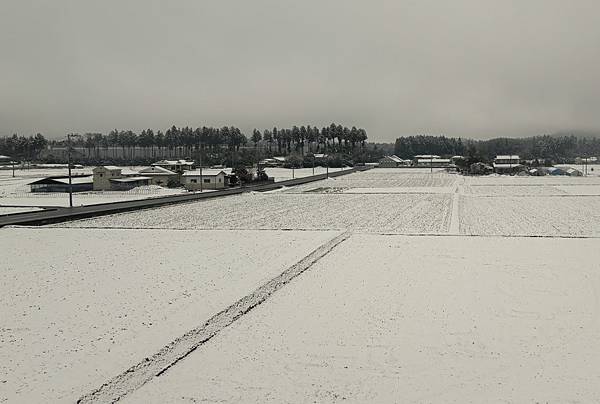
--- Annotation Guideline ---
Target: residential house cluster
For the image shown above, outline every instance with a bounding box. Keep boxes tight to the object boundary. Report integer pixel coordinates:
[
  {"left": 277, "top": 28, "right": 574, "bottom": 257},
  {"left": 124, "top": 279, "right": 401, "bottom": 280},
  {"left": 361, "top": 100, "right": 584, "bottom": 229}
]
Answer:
[
  {"left": 377, "top": 153, "right": 587, "bottom": 177},
  {"left": 28, "top": 159, "right": 242, "bottom": 193},
  {"left": 378, "top": 155, "right": 455, "bottom": 168}
]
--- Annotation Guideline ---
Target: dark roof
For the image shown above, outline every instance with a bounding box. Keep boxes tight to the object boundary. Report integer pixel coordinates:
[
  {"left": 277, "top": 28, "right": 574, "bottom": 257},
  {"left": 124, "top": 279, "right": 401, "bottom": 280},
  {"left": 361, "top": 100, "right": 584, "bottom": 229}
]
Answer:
[{"left": 28, "top": 175, "right": 93, "bottom": 185}]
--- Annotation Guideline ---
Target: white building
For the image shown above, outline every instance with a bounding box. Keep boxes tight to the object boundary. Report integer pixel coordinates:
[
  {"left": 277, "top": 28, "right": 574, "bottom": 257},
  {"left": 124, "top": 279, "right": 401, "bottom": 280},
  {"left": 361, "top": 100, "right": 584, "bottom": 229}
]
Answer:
[
  {"left": 92, "top": 166, "right": 150, "bottom": 191},
  {"left": 416, "top": 158, "right": 452, "bottom": 167},
  {"left": 493, "top": 155, "right": 523, "bottom": 173},
  {"left": 151, "top": 159, "right": 195, "bottom": 172},
  {"left": 182, "top": 169, "right": 229, "bottom": 190},
  {"left": 138, "top": 166, "right": 179, "bottom": 187},
  {"left": 575, "top": 156, "right": 597, "bottom": 164},
  {"left": 379, "top": 155, "right": 410, "bottom": 168}
]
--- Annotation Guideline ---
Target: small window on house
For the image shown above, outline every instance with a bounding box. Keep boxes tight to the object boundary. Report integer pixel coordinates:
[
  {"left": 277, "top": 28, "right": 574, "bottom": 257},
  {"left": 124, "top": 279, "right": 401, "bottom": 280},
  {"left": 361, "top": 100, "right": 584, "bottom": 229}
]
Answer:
[
  {"left": 203, "top": 179, "right": 210, "bottom": 183},
  {"left": 99, "top": 173, "right": 103, "bottom": 177},
  {"left": 218, "top": 178, "right": 222, "bottom": 182},
  {"left": 190, "top": 179, "right": 197, "bottom": 183}
]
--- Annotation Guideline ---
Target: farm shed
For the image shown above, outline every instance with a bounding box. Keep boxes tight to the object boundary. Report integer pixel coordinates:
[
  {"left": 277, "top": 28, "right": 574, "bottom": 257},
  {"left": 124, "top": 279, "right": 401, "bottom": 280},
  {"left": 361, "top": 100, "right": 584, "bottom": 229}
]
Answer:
[
  {"left": 29, "top": 175, "right": 93, "bottom": 192},
  {"left": 109, "top": 176, "right": 151, "bottom": 190},
  {"left": 416, "top": 158, "right": 452, "bottom": 168},
  {"left": 138, "top": 166, "right": 179, "bottom": 187},
  {"left": 93, "top": 166, "right": 152, "bottom": 190},
  {"left": 151, "top": 159, "right": 195, "bottom": 172},
  {"left": 379, "top": 155, "right": 410, "bottom": 167}
]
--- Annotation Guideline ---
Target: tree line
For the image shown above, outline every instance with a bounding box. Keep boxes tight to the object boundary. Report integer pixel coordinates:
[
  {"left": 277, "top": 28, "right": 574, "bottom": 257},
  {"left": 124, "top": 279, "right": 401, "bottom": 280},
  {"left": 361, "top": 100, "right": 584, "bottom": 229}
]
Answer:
[
  {"left": 0, "top": 133, "right": 48, "bottom": 160},
  {"left": 0, "top": 123, "right": 368, "bottom": 162},
  {"left": 394, "top": 134, "right": 600, "bottom": 162}
]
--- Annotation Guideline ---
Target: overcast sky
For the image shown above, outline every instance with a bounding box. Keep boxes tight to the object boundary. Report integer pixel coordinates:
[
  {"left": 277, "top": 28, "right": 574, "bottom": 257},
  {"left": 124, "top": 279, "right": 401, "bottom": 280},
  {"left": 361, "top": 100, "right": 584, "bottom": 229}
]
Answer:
[{"left": 1, "top": 0, "right": 599, "bottom": 142}]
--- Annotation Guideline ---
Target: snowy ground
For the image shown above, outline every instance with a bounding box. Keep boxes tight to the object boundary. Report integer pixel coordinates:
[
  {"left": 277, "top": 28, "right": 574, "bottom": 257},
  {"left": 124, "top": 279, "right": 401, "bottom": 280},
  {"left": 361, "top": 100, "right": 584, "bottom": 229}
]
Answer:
[
  {"left": 264, "top": 166, "right": 351, "bottom": 182},
  {"left": 62, "top": 192, "right": 453, "bottom": 233},
  {"left": 0, "top": 228, "right": 339, "bottom": 403},
  {"left": 59, "top": 168, "right": 600, "bottom": 237},
  {"left": 3, "top": 167, "right": 600, "bottom": 402},
  {"left": 123, "top": 234, "right": 600, "bottom": 403},
  {"left": 0, "top": 206, "right": 44, "bottom": 215}
]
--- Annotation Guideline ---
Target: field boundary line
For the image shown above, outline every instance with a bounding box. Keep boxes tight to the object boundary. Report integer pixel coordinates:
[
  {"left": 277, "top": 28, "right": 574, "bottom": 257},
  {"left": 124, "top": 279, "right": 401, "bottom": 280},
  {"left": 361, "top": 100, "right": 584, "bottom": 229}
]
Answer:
[
  {"left": 77, "top": 231, "right": 352, "bottom": 404},
  {"left": 449, "top": 182, "right": 461, "bottom": 234}
]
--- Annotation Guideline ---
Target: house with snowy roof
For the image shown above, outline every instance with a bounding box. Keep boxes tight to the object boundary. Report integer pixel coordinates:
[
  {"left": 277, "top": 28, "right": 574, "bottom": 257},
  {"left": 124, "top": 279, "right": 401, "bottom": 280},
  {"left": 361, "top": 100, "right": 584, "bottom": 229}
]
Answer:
[
  {"left": 415, "top": 158, "right": 452, "bottom": 167},
  {"left": 181, "top": 169, "right": 230, "bottom": 190},
  {"left": 92, "top": 166, "right": 150, "bottom": 191},
  {"left": 151, "top": 159, "right": 195, "bottom": 172},
  {"left": 137, "top": 166, "right": 179, "bottom": 187},
  {"left": 378, "top": 155, "right": 411, "bottom": 167},
  {"left": 493, "top": 155, "right": 523, "bottom": 174}
]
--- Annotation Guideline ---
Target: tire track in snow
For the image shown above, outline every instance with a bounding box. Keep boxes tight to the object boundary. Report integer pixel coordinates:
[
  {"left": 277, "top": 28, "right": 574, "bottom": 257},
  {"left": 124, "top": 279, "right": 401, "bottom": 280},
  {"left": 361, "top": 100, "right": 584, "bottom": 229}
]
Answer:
[{"left": 77, "top": 231, "right": 351, "bottom": 404}]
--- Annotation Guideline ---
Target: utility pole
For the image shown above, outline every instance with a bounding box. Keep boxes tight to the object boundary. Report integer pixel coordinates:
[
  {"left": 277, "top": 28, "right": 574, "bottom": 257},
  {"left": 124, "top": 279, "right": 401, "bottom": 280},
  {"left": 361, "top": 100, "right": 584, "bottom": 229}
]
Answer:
[
  {"left": 312, "top": 155, "right": 315, "bottom": 176},
  {"left": 430, "top": 155, "right": 433, "bottom": 174},
  {"left": 67, "top": 134, "right": 73, "bottom": 208},
  {"left": 199, "top": 141, "right": 203, "bottom": 192},
  {"left": 363, "top": 143, "right": 365, "bottom": 166},
  {"left": 12, "top": 160, "right": 15, "bottom": 178}
]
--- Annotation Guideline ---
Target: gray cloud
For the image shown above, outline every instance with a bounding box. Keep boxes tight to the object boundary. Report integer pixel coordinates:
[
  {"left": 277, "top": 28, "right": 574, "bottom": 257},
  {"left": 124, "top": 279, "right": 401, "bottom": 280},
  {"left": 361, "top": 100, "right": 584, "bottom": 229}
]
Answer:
[{"left": 1, "top": 0, "right": 599, "bottom": 141}]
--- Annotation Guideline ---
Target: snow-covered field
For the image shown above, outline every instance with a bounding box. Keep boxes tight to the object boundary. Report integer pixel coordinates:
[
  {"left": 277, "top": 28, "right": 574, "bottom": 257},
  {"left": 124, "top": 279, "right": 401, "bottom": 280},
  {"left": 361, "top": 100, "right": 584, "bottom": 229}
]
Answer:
[
  {"left": 123, "top": 234, "right": 600, "bottom": 403},
  {"left": 0, "top": 228, "right": 340, "bottom": 403},
  {"left": 60, "top": 168, "right": 600, "bottom": 237},
  {"left": 460, "top": 194, "right": 600, "bottom": 237},
  {"left": 63, "top": 192, "right": 453, "bottom": 233},
  {"left": 285, "top": 168, "right": 456, "bottom": 193},
  {"left": 3, "top": 167, "right": 600, "bottom": 402},
  {"left": 264, "top": 166, "right": 351, "bottom": 182}
]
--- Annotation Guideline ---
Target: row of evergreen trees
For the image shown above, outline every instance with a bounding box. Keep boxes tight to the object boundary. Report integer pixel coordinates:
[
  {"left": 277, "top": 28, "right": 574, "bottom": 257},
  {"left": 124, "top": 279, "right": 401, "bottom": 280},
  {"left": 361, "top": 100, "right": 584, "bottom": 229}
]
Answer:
[
  {"left": 0, "top": 134, "right": 48, "bottom": 160},
  {"left": 49, "top": 124, "right": 367, "bottom": 157},
  {"left": 0, "top": 124, "right": 368, "bottom": 162},
  {"left": 394, "top": 134, "right": 600, "bottom": 161},
  {"left": 0, "top": 123, "right": 367, "bottom": 160}
]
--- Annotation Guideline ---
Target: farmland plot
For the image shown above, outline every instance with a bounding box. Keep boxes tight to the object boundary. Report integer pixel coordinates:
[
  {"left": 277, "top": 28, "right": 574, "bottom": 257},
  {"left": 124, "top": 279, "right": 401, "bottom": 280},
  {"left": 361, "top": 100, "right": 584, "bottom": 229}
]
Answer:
[
  {"left": 0, "top": 227, "right": 339, "bottom": 403},
  {"left": 61, "top": 192, "right": 453, "bottom": 234},
  {"left": 465, "top": 175, "right": 600, "bottom": 186},
  {"left": 555, "top": 185, "right": 600, "bottom": 196},
  {"left": 264, "top": 167, "right": 350, "bottom": 182},
  {"left": 464, "top": 185, "right": 569, "bottom": 196},
  {"left": 123, "top": 234, "right": 600, "bottom": 403},
  {"left": 460, "top": 194, "right": 600, "bottom": 236},
  {"left": 287, "top": 169, "right": 458, "bottom": 193}
]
